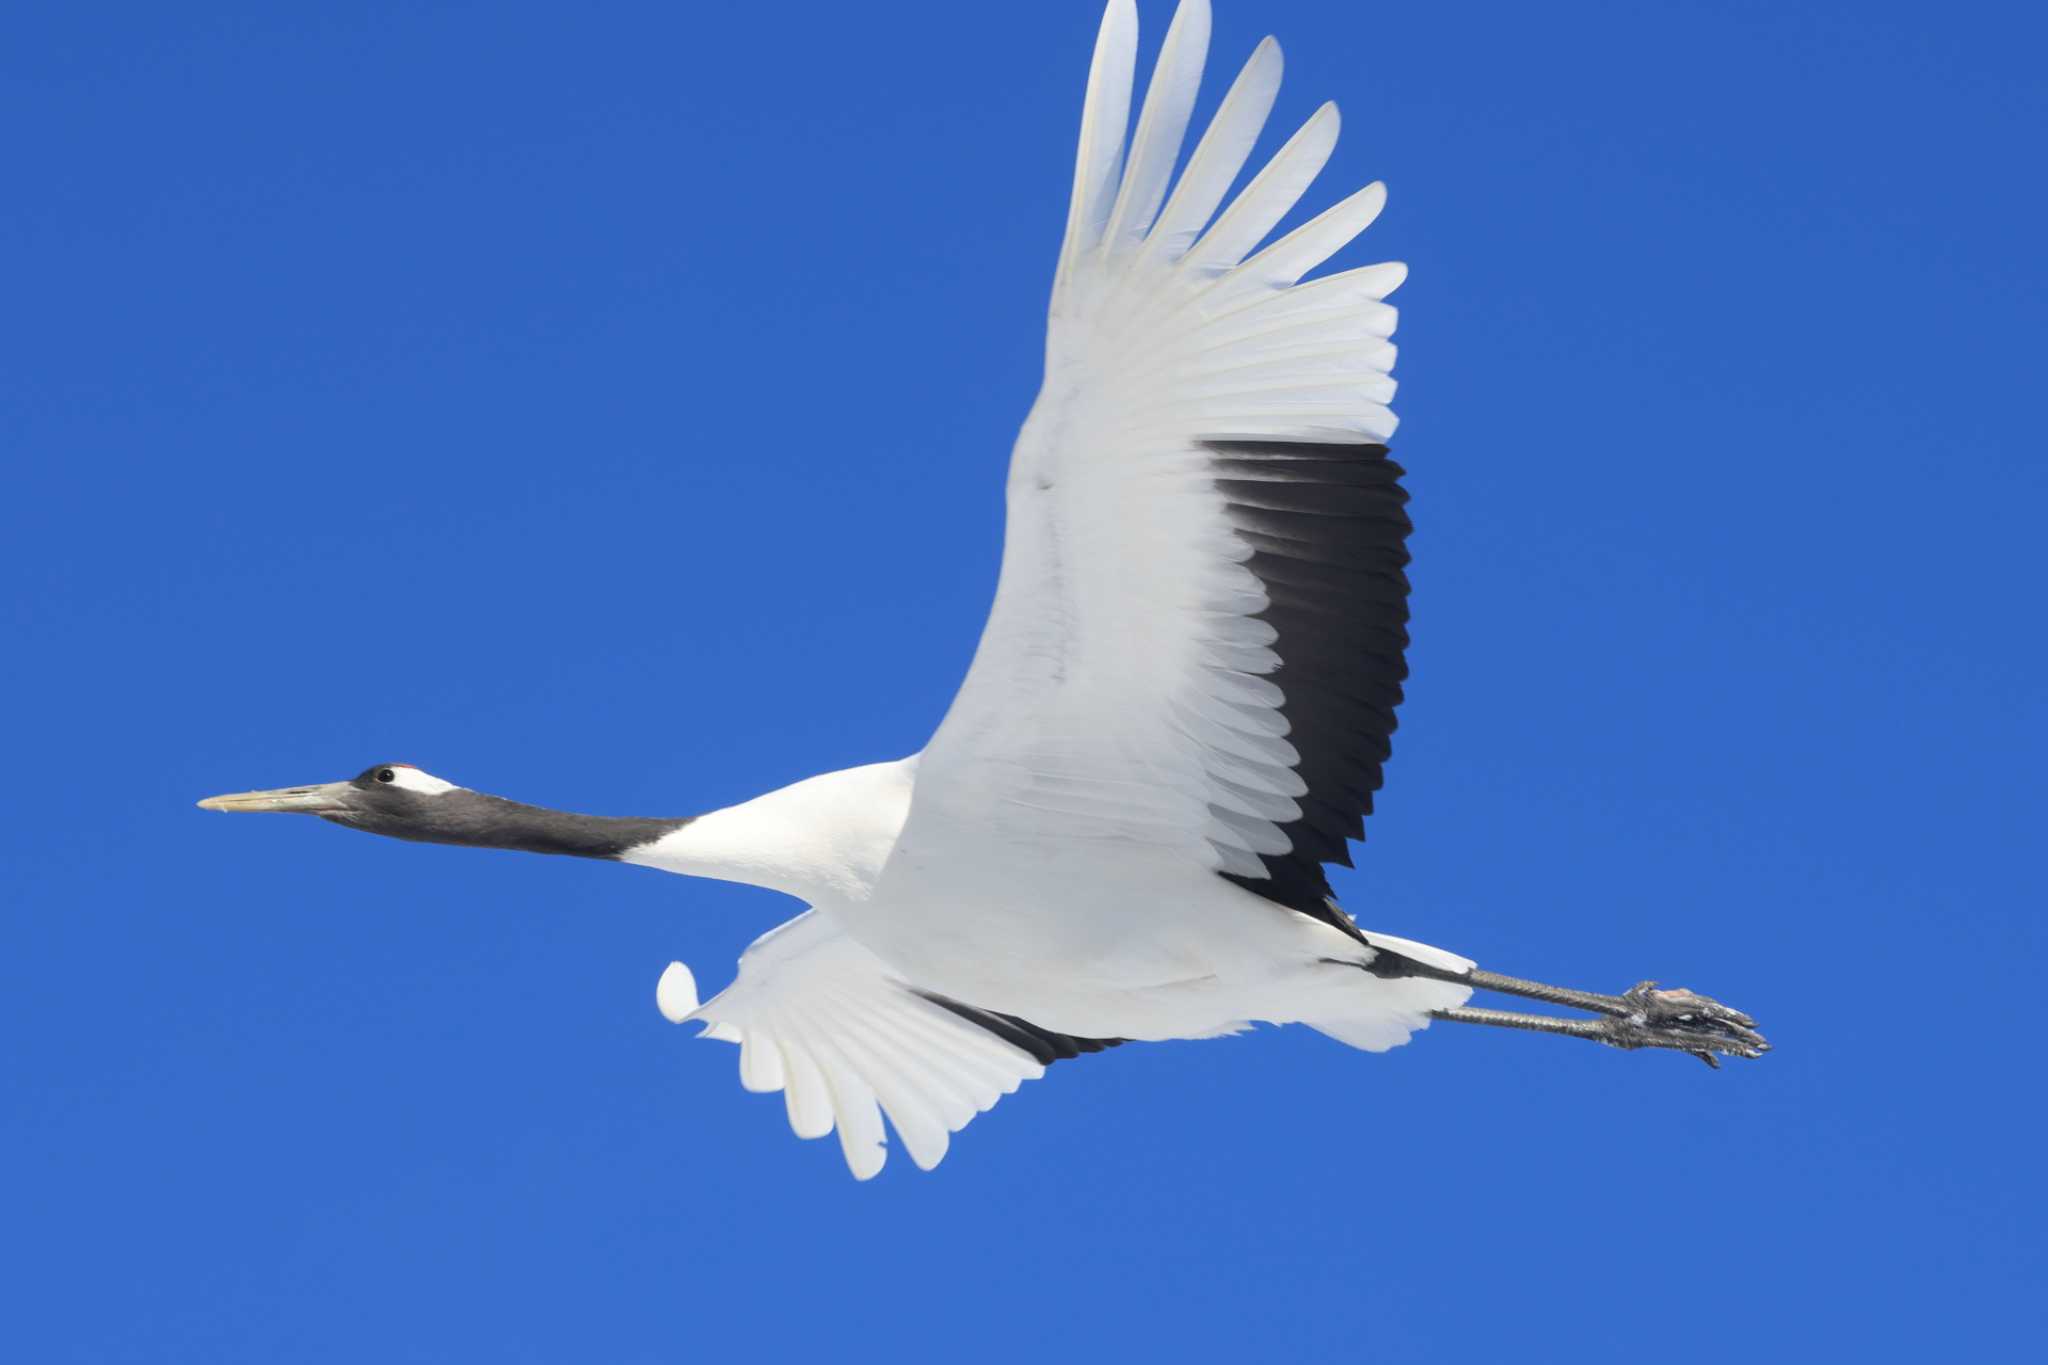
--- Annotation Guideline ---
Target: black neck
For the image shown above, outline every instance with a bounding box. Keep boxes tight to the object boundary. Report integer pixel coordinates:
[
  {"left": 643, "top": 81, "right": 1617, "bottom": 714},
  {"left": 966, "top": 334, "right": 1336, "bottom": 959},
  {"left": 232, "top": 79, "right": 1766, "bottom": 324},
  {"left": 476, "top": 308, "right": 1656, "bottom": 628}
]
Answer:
[{"left": 328, "top": 790, "right": 691, "bottom": 860}]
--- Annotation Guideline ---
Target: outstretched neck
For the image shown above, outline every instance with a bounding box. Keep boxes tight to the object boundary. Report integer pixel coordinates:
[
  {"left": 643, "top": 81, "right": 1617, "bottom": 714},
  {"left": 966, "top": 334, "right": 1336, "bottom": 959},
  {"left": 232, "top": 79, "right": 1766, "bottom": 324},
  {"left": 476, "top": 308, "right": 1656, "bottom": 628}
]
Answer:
[
  {"left": 336, "top": 759, "right": 917, "bottom": 907},
  {"left": 330, "top": 790, "right": 692, "bottom": 861}
]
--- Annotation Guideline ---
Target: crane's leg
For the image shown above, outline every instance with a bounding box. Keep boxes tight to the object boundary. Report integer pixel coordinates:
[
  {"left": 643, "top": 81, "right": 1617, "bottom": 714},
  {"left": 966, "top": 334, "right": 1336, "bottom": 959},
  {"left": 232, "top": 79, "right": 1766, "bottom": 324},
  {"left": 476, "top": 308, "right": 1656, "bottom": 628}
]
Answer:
[{"left": 1421, "top": 968, "right": 1769, "bottom": 1067}]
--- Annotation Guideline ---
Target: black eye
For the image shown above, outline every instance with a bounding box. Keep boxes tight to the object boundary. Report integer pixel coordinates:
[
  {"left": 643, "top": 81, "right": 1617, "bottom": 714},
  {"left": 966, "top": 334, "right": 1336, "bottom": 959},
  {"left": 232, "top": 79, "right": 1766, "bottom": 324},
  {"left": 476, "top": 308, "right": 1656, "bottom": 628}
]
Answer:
[{"left": 375, "top": 768, "right": 396, "bottom": 783}]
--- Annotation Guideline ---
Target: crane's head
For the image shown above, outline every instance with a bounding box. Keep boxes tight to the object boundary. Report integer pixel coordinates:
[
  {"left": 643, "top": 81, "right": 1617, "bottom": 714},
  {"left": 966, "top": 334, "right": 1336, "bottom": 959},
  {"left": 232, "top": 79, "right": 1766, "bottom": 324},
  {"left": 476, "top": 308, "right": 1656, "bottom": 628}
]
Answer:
[{"left": 197, "top": 763, "right": 466, "bottom": 840}]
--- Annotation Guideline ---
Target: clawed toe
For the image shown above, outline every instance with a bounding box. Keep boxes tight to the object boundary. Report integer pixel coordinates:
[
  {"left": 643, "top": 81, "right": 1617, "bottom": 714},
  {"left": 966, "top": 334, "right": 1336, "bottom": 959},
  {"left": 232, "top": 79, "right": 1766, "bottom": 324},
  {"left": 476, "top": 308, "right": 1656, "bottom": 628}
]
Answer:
[
  {"left": 1441, "top": 966, "right": 1772, "bottom": 1066},
  {"left": 1603, "top": 981, "right": 1771, "bottom": 1065}
]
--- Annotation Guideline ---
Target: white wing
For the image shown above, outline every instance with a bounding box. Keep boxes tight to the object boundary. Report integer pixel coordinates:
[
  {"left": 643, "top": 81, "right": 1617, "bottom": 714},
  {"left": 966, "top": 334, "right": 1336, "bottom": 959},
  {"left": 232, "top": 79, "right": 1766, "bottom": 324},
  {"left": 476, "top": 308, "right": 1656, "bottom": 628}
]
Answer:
[
  {"left": 909, "top": 0, "right": 1413, "bottom": 926},
  {"left": 666, "top": 911, "right": 1098, "bottom": 1179},
  {"left": 664, "top": 0, "right": 1420, "bottom": 1179}
]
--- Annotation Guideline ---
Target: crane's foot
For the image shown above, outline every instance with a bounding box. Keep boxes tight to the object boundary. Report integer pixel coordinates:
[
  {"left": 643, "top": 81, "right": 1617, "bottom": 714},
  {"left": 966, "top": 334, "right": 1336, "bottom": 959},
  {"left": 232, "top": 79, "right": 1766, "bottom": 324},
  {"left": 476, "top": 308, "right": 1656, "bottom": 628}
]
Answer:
[
  {"left": 1423, "top": 963, "right": 1772, "bottom": 1065},
  {"left": 1593, "top": 982, "right": 1770, "bottom": 1067}
]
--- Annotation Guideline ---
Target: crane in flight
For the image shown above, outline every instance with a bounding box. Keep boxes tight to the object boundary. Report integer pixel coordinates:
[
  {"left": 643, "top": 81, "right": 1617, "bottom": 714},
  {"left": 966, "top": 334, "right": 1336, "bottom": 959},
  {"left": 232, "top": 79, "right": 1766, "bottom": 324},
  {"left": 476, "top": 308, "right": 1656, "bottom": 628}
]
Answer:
[{"left": 200, "top": 0, "right": 1767, "bottom": 1179}]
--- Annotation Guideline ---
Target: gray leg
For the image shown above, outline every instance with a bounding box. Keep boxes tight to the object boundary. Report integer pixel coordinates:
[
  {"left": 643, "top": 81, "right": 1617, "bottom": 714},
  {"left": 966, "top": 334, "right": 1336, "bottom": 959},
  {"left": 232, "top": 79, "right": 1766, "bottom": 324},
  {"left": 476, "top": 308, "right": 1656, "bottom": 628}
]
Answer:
[{"left": 1428, "top": 974, "right": 1770, "bottom": 1068}]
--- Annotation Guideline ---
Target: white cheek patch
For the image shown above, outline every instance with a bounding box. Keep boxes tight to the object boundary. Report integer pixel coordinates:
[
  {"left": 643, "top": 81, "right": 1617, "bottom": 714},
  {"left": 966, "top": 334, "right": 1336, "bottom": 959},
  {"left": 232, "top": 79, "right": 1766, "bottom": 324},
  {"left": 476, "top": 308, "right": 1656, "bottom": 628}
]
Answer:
[{"left": 386, "top": 766, "right": 459, "bottom": 795}]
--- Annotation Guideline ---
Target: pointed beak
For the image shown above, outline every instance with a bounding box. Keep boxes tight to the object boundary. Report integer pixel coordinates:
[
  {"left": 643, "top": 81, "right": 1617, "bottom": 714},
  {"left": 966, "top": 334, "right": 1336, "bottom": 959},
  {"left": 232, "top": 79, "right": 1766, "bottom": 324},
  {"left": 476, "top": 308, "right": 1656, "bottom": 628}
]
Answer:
[{"left": 196, "top": 781, "right": 355, "bottom": 814}]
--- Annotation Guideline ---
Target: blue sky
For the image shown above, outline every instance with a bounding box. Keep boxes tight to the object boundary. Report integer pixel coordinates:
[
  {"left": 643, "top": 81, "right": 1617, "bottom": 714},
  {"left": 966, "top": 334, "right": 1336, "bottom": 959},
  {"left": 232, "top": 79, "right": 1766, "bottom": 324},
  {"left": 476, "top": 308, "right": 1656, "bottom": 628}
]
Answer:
[{"left": 5, "top": 0, "right": 2043, "bottom": 1359}]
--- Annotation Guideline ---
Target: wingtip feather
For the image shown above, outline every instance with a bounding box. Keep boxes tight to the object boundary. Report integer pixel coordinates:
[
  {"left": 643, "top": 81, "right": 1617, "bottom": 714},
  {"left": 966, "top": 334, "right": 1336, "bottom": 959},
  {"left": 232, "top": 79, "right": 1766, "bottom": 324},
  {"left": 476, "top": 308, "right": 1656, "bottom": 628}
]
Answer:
[
  {"left": 1104, "top": 0, "right": 1213, "bottom": 248},
  {"left": 1057, "top": 0, "right": 1142, "bottom": 290},
  {"left": 655, "top": 961, "right": 699, "bottom": 1022}
]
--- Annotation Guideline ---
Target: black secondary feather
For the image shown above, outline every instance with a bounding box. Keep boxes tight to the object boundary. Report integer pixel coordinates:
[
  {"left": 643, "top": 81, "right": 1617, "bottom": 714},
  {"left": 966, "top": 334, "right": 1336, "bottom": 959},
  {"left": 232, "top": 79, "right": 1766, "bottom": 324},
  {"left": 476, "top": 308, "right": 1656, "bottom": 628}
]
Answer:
[{"left": 1205, "top": 439, "right": 1413, "bottom": 946}]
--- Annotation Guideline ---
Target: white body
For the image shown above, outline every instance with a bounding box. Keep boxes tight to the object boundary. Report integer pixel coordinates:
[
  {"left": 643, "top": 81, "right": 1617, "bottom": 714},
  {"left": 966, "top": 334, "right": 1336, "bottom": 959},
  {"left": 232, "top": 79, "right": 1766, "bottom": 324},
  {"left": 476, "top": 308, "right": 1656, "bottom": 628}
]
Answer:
[
  {"left": 633, "top": 1, "right": 1475, "bottom": 1178},
  {"left": 631, "top": 760, "right": 1467, "bottom": 1043}
]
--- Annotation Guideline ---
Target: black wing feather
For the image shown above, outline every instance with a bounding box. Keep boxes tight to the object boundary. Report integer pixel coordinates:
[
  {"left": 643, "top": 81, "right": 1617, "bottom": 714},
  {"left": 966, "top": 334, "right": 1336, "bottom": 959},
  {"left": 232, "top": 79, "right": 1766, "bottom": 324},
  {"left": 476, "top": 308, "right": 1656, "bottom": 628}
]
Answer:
[
  {"left": 1206, "top": 440, "right": 1413, "bottom": 945},
  {"left": 915, "top": 993, "right": 1125, "bottom": 1066}
]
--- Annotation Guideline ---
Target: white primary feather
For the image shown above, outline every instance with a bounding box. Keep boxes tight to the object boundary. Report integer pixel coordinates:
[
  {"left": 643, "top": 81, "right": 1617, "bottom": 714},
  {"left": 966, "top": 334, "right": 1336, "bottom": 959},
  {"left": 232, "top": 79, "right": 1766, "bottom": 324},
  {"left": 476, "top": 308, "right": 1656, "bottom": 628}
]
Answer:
[
  {"left": 1054, "top": 0, "right": 1140, "bottom": 302},
  {"left": 1102, "top": 0, "right": 1209, "bottom": 251},
  {"left": 1140, "top": 34, "right": 1281, "bottom": 266},
  {"left": 675, "top": 911, "right": 1048, "bottom": 1180}
]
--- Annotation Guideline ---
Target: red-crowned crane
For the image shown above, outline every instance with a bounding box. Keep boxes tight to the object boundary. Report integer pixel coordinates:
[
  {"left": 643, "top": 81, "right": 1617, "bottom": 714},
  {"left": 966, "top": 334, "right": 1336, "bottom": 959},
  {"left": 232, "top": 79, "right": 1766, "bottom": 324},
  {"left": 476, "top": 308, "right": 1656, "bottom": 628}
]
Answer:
[{"left": 201, "top": 0, "right": 1767, "bottom": 1180}]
